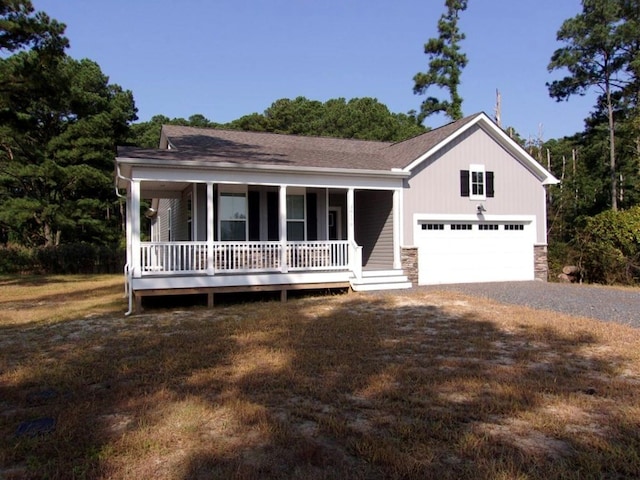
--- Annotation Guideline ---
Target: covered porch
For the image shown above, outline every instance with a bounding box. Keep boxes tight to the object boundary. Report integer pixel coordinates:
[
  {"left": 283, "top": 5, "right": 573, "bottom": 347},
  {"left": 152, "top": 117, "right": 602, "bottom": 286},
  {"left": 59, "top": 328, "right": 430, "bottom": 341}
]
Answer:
[{"left": 124, "top": 181, "right": 408, "bottom": 312}]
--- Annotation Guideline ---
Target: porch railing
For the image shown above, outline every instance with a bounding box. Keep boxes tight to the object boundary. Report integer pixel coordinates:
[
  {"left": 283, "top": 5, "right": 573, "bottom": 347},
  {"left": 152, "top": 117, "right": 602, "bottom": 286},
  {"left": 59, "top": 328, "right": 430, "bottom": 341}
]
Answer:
[{"left": 139, "top": 240, "right": 350, "bottom": 275}]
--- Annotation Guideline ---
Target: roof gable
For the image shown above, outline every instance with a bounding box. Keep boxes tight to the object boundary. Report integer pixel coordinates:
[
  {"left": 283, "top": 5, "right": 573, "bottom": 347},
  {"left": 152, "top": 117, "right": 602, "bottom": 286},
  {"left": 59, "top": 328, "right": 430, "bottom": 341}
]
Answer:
[{"left": 393, "top": 112, "right": 559, "bottom": 185}]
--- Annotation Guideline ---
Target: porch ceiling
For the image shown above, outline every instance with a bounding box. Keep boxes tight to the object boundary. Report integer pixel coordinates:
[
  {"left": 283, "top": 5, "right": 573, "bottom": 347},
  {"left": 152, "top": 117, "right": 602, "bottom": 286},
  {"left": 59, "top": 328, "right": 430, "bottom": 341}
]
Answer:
[{"left": 140, "top": 181, "right": 190, "bottom": 198}]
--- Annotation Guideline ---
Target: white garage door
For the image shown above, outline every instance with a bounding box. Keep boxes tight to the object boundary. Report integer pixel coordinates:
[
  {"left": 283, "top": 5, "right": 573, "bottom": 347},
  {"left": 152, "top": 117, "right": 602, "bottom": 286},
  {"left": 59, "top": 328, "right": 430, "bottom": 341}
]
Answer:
[{"left": 416, "top": 219, "right": 535, "bottom": 285}]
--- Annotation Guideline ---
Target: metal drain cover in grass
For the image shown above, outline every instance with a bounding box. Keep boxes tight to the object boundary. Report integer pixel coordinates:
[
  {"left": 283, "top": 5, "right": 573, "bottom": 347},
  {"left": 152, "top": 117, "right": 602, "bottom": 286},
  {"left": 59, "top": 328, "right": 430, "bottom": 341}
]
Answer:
[{"left": 15, "top": 417, "right": 56, "bottom": 437}]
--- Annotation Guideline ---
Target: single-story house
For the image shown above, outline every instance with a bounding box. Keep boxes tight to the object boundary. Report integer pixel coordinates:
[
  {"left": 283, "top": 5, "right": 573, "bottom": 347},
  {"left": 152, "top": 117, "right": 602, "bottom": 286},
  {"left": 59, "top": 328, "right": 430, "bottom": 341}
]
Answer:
[{"left": 115, "top": 112, "right": 558, "bottom": 314}]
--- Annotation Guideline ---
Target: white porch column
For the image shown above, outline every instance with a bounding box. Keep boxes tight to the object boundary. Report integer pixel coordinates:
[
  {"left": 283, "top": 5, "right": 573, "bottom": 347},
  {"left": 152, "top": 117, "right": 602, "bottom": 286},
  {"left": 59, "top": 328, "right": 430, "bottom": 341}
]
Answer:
[
  {"left": 347, "top": 188, "right": 355, "bottom": 243},
  {"left": 393, "top": 188, "right": 401, "bottom": 269},
  {"left": 279, "top": 185, "right": 288, "bottom": 273},
  {"left": 125, "top": 187, "right": 132, "bottom": 272},
  {"left": 206, "top": 182, "right": 215, "bottom": 275},
  {"left": 131, "top": 180, "right": 141, "bottom": 278}
]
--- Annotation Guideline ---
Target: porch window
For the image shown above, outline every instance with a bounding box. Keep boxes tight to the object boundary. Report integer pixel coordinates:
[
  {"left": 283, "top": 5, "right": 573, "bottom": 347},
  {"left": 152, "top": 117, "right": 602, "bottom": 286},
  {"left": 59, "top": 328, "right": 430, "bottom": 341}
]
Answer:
[
  {"left": 286, "top": 194, "right": 305, "bottom": 241},
  {"left": 219, "top": 192, "right": 247, "bottom": 241}
]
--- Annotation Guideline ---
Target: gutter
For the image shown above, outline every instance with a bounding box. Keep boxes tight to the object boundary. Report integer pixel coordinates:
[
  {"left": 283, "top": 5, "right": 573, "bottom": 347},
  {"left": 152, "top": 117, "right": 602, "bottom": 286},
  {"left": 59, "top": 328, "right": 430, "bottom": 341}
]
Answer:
[
  {"left": 114, "top": 161, "right": 134, "bottom": 316},
  {"left": 115, "top": 156, "right": 411, "bottom": 179}
]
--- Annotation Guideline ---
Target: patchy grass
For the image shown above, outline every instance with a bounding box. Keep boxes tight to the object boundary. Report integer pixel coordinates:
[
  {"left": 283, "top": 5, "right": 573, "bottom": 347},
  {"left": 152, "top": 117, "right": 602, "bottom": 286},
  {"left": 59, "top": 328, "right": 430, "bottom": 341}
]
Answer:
[{"left": 1, "top": 278, "right": 639, "bottom": 479}]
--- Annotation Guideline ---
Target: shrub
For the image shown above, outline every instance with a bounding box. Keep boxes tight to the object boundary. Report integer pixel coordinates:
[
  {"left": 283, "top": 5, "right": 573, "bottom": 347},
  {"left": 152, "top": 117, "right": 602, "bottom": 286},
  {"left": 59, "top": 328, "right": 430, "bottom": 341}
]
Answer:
[
  {"left": 576, "top": 207, "right": 640, "bottom": 285},
  {"left": 0, "top": 243, "right": 125, "bottom": 275}
]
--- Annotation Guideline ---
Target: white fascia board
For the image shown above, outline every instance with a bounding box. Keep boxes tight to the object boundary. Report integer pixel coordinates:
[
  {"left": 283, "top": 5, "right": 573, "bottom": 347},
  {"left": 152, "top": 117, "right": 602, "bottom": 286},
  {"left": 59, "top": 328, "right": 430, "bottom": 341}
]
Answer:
[
  {"left": 402, "top": 116, "right": 483, "bottom": 173},
  {"left": 413, "top": 213, "right": 536, "bottom": 223},
  {"left": 120, "top": 161, "right": 405, "bottom": 191},
  {"left": 116, "top": 156, "right": 409, "bottom": 180},
  {"left": 401, "top": 113, "right": 560, "bottom": 186}
]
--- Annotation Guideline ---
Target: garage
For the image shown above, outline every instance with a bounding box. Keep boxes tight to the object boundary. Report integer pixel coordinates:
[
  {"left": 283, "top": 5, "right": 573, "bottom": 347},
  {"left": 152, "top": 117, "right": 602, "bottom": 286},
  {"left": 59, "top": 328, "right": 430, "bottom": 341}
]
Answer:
[{"left": 415, "top": 218, "right": 535, "bottom": 285}]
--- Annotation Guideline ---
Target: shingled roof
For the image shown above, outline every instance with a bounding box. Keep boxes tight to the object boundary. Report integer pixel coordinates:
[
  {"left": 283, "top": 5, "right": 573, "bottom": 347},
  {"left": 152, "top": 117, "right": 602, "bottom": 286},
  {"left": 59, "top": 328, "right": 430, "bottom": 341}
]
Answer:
[{"left": 117, "top": 113, "right": 484, "bottom": 172}]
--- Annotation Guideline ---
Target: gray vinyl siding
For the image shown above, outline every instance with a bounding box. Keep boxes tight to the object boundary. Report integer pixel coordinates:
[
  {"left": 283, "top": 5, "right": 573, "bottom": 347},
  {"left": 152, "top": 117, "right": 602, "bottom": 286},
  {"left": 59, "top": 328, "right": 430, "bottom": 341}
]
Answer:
[
  {"left": 402, "top": 124, "right": 547, "bottom": 245},
  {"left": 355, "top": 190, "right": 393, "bottom": 269}
]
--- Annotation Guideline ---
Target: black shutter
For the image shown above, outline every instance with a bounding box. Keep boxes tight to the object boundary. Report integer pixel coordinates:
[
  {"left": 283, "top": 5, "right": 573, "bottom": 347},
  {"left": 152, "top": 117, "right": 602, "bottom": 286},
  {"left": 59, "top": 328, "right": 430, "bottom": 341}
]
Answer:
[
  {"left": 248, "top": 190, "right": 260, "bottom": 241},
  {"left": 306, "top": 193, "right": 317, "bottom": 241},
  {"left": 486, "top": 171, "right": 495, "bottom": 198},
  {"left": 460, "top": 170, "right": 470, "bottom": 197},
  {"left": 267, "top": 191, "right": 279, "bottom": 241}
]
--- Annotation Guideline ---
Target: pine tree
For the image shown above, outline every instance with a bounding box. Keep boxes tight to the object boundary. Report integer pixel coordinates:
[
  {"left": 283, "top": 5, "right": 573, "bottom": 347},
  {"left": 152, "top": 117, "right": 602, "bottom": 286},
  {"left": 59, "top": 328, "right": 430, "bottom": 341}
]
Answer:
[{"left": 413, "top": 0, "right": 468, "bottom": 122}]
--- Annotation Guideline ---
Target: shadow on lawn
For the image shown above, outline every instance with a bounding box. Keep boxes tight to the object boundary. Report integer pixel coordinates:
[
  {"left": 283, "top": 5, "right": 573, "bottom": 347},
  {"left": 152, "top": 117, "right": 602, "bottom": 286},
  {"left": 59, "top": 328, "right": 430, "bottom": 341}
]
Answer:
[{"left": 0, "top": 293, "right": 638, "bottom": 479}]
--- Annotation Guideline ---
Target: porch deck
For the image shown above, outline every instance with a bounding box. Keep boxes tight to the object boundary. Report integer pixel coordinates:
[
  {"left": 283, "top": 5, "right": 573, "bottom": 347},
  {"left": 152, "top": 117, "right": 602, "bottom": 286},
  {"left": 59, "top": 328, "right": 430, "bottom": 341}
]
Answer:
[{"left": 128, "top": 240, "right": 359, "bottom": 313}]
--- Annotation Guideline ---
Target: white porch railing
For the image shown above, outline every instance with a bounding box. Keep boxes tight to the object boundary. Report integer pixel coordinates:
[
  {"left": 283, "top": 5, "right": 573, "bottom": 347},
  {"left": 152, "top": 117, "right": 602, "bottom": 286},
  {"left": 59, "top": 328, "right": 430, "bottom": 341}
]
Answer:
[
  {"left": 141, "top": 241, "right": 208, "bottom": 274},
  {"left": 139, "top": 241, "right": 351, "bottom": 275}
]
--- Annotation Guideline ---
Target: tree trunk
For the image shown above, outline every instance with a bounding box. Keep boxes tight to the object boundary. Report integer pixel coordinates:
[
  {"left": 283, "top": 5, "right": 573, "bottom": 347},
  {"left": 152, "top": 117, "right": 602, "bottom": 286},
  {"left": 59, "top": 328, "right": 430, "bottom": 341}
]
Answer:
[{"left": 606, "top": 81, "right": 617, "bottom": 211}]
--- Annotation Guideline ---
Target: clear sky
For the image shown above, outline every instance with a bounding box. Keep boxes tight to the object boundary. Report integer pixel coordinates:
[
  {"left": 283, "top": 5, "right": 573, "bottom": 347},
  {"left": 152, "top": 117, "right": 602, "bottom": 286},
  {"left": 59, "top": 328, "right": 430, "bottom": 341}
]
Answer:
[{"left": 35, "top": 0, "right": 594, "bottom": 141}]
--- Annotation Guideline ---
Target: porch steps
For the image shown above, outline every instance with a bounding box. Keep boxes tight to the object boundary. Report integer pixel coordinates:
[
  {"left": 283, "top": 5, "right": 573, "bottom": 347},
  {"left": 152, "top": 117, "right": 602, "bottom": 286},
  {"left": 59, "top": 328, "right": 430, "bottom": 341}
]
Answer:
[{"left": 350, "top": 269, "right": 412, "bottom": 292}]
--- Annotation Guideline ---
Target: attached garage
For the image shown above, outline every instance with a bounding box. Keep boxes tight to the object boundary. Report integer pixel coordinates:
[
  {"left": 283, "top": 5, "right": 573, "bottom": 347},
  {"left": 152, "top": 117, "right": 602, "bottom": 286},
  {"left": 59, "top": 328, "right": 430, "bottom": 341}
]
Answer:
[{"left": 415, "top": 216, "right": 536, "bottom": 285}]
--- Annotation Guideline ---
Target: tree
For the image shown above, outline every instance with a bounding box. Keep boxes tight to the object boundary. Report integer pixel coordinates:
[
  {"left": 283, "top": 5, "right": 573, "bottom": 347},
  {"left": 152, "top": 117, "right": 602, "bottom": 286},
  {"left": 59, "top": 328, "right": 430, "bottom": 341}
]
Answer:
[
  {"left": 0, "top": 51, "right": 137, "bottom": 246},
  {"left": 413, "top": 0, "right": 468, "bottom": 122},
  {"left": 547, "top": 0, "right": 637, "bottom": 211},
  {"left": 0, "top": 0, "right": 67, "bottom": 54},
  {"left": 226, "top": 96, "right": 426, "bottom": 142}
]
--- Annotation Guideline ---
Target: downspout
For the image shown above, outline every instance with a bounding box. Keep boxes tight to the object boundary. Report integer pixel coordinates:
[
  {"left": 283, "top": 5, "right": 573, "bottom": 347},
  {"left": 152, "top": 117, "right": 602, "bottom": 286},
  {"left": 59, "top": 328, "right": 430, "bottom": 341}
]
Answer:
[{"left": 115, "top": 162, "right": 135, "bottom": 316}]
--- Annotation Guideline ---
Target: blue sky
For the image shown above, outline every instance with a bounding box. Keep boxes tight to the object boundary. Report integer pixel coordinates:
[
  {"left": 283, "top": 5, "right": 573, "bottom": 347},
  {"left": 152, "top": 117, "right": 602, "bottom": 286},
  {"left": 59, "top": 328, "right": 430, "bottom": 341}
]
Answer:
[{"left": 36, "top": 0, "right": 594, "bottom": 140}]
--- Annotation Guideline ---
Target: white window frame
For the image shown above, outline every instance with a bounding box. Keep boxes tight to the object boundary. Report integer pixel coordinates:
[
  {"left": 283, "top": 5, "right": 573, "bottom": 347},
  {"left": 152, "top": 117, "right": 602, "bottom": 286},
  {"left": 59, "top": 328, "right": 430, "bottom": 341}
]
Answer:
[
  {"left": 469, "top": 164, "right": 486, "bottom": 201},
  {"left": 218, "top": 184, "right": 248, "bottom": 241}
]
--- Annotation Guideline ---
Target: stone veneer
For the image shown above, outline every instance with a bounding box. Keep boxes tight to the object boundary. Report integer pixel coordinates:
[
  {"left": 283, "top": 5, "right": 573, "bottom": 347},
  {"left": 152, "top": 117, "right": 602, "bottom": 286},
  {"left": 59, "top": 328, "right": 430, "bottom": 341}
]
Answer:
[
  {"left": 401, "top": 247, "right": 419, "bottom": 286},
  {"left": 534, "top": 245, "right": 549, "bottom": 281}
]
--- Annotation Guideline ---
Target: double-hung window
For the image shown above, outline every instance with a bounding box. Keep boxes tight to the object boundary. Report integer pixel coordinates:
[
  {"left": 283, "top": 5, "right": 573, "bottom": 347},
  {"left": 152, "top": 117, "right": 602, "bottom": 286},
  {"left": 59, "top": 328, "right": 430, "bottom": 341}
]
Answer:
[
  {"left": 219, "top": 188, "right": 247, "bottom": 241},
  {"left": 286, "top": 193, "right": 306, "bottom": 241}
]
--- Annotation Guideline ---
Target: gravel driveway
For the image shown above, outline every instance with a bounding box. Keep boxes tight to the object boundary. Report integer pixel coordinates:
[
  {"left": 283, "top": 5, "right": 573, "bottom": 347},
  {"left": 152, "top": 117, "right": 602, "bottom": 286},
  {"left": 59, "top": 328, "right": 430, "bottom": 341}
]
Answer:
[{"left": 419, "top": 281, "right": 640, "bottom": 328}]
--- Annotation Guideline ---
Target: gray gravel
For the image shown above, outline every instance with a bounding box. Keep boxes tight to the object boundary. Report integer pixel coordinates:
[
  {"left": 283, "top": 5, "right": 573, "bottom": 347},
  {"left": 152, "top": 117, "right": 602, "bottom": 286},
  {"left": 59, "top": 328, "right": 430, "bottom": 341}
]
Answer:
[{"left": 418, "top": 281, "right": 640, "bottom": 328}]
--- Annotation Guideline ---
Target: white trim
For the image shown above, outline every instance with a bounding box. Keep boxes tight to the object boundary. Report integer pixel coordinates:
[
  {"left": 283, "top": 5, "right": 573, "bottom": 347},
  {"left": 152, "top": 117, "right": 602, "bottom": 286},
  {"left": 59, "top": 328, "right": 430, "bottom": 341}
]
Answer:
[
  {"left": 401, "top": 113, "right": 559, "bottom": 185},
  {"left": 469, "top": 163, "right": 486, "bottom": 201},
  {"left": 392, "top": 189, "right": 401, "bottom": 269},
  {"left": 414, "top": 213, "right": 536, "bottom": 223},
  {"left": 206, "top": 182, "right": 215, "bottom": 274}
]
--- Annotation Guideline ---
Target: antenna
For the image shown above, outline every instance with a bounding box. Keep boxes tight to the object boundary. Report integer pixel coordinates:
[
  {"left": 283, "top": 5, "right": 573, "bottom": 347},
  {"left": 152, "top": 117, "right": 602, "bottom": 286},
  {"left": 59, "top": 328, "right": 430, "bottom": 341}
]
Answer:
[{"left": 494, "top": 89, "right": 502, "bottom": 127}]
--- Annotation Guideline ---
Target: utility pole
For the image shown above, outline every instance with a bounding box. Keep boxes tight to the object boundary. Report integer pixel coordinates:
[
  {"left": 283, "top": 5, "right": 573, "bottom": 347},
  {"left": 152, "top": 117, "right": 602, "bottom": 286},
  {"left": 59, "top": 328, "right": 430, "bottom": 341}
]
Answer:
[{"left": 494, "top": 89, "right": 502, "bottom": 128}]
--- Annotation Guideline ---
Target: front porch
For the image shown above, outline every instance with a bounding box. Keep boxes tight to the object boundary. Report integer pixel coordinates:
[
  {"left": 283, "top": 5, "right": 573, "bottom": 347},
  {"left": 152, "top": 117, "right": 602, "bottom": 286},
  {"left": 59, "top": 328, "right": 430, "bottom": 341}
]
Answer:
[{"left": 120, "top": 164, "right": 410, "bottom": 313}]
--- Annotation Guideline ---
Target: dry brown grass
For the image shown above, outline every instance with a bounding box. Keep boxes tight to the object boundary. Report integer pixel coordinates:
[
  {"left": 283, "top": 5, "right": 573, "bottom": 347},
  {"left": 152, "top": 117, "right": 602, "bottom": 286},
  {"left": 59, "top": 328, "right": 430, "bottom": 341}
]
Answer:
[{"left": 1, "top": 277, "right": 639, "bottom": 479}]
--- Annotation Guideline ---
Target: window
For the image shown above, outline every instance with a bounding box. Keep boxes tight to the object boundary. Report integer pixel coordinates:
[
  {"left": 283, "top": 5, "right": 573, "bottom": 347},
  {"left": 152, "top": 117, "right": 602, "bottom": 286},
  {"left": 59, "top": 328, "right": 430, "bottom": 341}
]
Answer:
[
  {"left": 451, "top": 224, "right": 472, "bottom": 230},
  {"left": 461, "top": 167, "right": 494, "bottom": 199},
  {"left": 167, "top": 208, "right": 172, "bottom": 242},
  {"left": 421, "top": 223, "right": 444, "bottom": 230},
  {"left": 286, "top": 194, "right": 305, "bottom": 241},
  {"left": 504, "top": 224, "right": 524, "bottom": 231},
  {"left": 479, "top": 224, "right": 499, "bottom": 230},
  {"left": 219, "top": 192, "right": 247, "bottom": 241}
]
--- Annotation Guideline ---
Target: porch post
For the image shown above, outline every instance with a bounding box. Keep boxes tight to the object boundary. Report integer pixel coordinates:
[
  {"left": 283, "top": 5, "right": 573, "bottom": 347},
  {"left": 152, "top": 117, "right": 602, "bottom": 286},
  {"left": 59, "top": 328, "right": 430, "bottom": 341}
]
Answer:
[
  {"left": 125, "top": 187, "right": 132, "bottom": 273},
  {"left": 279, "top": 185, "right": 288, "bottom": 273},
  {"left": 206, "top": 182, "right": 214, "bottom": 275},
  {"left": 393, "top": 188, "right": 401, "bottom": 269},
  {"left": 347, "top": 188, "right": 355, "bottom": 243},
  {"left": 131, "top": 180, "right": 141, "bottom": 278}
]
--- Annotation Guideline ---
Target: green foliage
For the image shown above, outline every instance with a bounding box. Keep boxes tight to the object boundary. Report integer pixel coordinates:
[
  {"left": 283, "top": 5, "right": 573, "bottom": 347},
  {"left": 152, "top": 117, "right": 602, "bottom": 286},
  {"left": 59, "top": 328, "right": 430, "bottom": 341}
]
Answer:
[
  {"left": 0, "top": 0, "right": 67, "bottom": 54},
  {"left": 575, "top": 206, "right": 640, "bottom": 284},
  {"left": 225, "top": 96, "right": 426, "bottom": 142},
  {"left": 413, "top": 0, "right": 468, "bottom": 122},
  {"left": 0, "top": 50, "right": 137, "bottom": 246},
  {"left": 0, "top": 242, "right": 124, "bottom": 273},
  {"left": 128, "top": 113, "right": 219, "bottom": 148},
  {"left": 548, "top": 0, "right": 640, "bottom": 211}
]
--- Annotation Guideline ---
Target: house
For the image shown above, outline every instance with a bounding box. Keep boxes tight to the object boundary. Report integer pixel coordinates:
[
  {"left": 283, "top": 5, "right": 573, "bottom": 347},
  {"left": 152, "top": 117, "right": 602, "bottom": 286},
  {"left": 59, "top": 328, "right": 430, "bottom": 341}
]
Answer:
[{"left": 115, "top": 112, "right": 558, "bottom": 314}]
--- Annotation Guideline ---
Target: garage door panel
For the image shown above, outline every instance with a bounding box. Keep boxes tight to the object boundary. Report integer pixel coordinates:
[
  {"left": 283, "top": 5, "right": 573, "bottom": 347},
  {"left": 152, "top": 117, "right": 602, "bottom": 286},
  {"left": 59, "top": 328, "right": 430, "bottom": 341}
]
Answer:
[{"left": 416, "top": 220, "right": 534, "bottom": 285}]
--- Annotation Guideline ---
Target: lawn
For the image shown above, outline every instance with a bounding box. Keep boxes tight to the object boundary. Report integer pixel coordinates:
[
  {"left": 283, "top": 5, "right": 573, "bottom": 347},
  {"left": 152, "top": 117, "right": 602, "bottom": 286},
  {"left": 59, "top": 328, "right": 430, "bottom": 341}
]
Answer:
[{"left": 1, "top": 276, "right": 639, "bottom": 479}]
